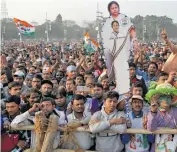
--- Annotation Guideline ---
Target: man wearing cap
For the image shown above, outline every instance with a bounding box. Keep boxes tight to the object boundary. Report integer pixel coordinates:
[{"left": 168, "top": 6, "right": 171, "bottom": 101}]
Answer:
[
  {"left": 89, "top": 91, "right": 127, "bottom": 152},
  {"left": 149, "top": 54, "right": 158, "bottom": 63},
  {"left": 13, "top": 71, "right": 30, "bottom": 96},
  {"left": 122, "top": 95, "right": 153, "bottom": 152},
  {"left": 66, "top": 65, "right": 77, "bottom": 79}
]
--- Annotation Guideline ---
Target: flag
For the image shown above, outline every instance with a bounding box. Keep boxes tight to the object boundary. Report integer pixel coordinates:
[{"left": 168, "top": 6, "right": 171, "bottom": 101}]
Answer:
[
  {"left": 84, "top": 32, "right": 100, "bottom": 53},
  {"left": 14, "top": 18, "right": 35, "bottom": 36}
]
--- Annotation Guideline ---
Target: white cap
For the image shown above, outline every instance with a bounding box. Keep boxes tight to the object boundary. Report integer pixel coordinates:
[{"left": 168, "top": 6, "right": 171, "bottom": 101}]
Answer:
[{"left": 14, "top": 71, "right": 25, "bottom": 77}]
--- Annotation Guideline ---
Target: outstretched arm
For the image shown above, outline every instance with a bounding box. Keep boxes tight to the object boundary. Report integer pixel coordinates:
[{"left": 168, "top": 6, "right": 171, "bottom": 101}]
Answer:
[{"left": 161, "top": 28, "right": 177, "bottom": 54}]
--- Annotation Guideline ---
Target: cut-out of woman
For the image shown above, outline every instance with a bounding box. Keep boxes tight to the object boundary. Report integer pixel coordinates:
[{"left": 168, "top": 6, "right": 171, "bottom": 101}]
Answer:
[
  {"left": 102, "top": 1, "right": 139, "bottom": 95},
  {"left": 110, "top": 20, "right": 119, "bottom": 39}
]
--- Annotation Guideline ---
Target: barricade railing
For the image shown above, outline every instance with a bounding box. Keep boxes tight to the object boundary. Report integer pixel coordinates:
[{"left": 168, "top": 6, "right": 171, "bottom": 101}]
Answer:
[
  {"left": 10, "top": 125, "right": 177, "bottom": 134},
  {"left": 9, "top": 126, "right": 177, "bottom": 152}
]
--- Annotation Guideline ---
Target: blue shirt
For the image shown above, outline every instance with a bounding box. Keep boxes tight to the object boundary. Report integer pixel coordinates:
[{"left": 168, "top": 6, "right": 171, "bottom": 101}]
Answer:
[{"left": 136, "top": 69, "right": 157, "bottom": 87}]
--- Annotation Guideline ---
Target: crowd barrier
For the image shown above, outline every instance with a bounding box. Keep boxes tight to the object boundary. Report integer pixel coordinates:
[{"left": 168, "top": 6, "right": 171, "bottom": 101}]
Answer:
[
  {"left": 11, "top": 125, "right": 177, "bottom": 134},
  {"left": 10, "top": 126, "right": 177, "bottom": 152}
]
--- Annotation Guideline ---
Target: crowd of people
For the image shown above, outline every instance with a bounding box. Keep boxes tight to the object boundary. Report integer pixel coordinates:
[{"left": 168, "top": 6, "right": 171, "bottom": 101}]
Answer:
[{"left": 1, "top": 25, "right": 177, "bottom": 152}]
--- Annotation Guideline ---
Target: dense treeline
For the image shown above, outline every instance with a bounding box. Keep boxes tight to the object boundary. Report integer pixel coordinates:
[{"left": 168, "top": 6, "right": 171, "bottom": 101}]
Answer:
[{"left": 1, "top": 14, "right": 177, "bottom": 41}]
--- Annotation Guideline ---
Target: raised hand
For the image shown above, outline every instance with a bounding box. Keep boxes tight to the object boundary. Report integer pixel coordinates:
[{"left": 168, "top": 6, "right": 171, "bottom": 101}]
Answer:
[
  {"left": 161, "top": 28, "right": 167, "bottom": 40},
  {"left": 150, "top": 101, "right": 158, "bottom": 113},
  {"left": 143, "top": 114, "right": 148, "bottom": 129}
]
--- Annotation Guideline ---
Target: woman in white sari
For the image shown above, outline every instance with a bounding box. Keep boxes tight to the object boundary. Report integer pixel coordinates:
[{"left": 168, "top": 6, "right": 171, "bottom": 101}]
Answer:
[{"left": 102, "top": 1, "right": 138, "bottom": 95}]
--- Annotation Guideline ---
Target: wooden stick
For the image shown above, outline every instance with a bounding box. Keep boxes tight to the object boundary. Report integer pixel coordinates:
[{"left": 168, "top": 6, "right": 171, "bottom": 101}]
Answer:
[{"left": 11, "top": 125, "right": 177, "bottom": 134}]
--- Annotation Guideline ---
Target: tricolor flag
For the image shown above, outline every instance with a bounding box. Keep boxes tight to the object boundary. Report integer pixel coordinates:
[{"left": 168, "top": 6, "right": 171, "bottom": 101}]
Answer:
[
  {"left": 84, "top": 32, "right": 100, "bottom": 53},
  {"left": 14, "top": 18, "right": 35, "bottom": 36}
]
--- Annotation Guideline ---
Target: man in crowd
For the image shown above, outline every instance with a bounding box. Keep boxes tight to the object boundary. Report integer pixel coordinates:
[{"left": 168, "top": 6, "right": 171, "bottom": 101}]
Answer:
[
  {"left": 122, "top": 95, "right": 153, "bottom": 152},
  {"left": 0, "top": 22, "right": 176, "bottom": 152},
  {"left": 31, "top": 74, "right": 42, "bottom": 89},
  {"left": 67, "top": 94, "right": 93, "bottom": 150},
  {"left": 40, "top": 80, "right": 54, "bottom": 98},
  {"left": 21, "top": 88, "right": 42, "bottom": 113},
  {"left": 13, "top": 71, "right": 30, "bottom": 95},
  {"left": 11, "top": 97, "right": 66, "bottom": 149},
  {"left": 4, "top": 82, "right": 22, "bottom": 98},
  {"left": 2, "top": 95, "right": 31, "bottom": 152},
  {"left": 136, "top": 62, "right": 158, "bottom": 87},
  {"left": 89, "top": 91, "right": 127, "bottom": 152}
]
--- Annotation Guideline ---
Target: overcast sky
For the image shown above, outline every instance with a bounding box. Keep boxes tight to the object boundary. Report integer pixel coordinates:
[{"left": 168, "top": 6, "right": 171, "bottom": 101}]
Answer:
[{"left": 4, "top": 0, "right": 177, "bottom": 25}]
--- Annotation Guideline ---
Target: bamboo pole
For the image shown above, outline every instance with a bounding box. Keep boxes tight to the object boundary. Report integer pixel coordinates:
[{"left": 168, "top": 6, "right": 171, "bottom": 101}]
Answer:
[{"left": 11, "top": 125, "right": 177, "bottom": 134}]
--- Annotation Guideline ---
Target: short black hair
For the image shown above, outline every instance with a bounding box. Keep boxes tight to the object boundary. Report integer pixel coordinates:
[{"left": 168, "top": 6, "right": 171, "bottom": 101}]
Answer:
[
  {"left": 159, "top": 71, "right": 168, "bottom": 76},
  {"left": 108, "top": 1, "right": 119, "bottom": 15},
  {"left": 94, "top": 83, "right": 103, "bottom": 89},
  {"left": 68, "top": 61, "right": 76, "bottom": 66},
  {"left": 148, "top": 62, "right": 158, "bottom": 69},
  {"left": 41, "top": 97, "right": 55, "bottom": 105},
  {"left": 8, "top": 82, "right": 22, "bottom": 89},
  {"left": 111, "top": 20, "right": 119, "bottom": 27},
  {"left": 72, "top": 94, "right": 85, "bottom": 104},
  {"left": 129, "top": 62, "right": 137, "bottom": 69},
  {"left": 6, "top": 95, "right": 21, "bottom": 105},
  {"left": 66, "top": 78, "right": 76, "bottom": 85},
  {"left": 133, "top": 82, "right": 143, "bottom": 89},
  {"left": 158, "top": 58, "right": 164, "bottom": 63},
  {"left": 33, "top": 74, "right": 43, "bottom": 81},
  {"left": 56, "top": 88, "right": 67, "bottom": 97},
  {"left": 25, "top": 88, "right": 42, "bottom": 100},
  {"left": 56, "top": 70, "right": 64, "bottom": 76},
  {"left": 76, "top": 74, "right": 84, "bottom": 80},
  {"left": 85, "top": 70, "right": 93, "bottom": 75},
  {"left": 104, "top": 91, "right": 119, "bottom": 100},
  {"left": 30, "top": 66, "right": 36, "bottom": 69},
  {"left": 157, "top": 72, "right": 168, "bottom": 80},
  {"left": 132, "top": 81, "right": 147, "bottom": 97}
]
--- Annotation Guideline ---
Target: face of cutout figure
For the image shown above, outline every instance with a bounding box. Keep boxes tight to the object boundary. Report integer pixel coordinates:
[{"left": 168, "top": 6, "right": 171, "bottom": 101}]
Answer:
[
  {"left": 112, "top": 22, "right": 119, "bottom": 33},
  {"left": 110, "top": 3, "right": 119, "bottom": 17}
]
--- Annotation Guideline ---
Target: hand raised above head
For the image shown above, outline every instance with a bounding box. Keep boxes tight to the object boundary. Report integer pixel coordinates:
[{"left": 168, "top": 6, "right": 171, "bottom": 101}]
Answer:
[
  {"left": 150, "top": 101, "right": 158, "bottom": 113},
  {"left": 161, "top": 28, "right": 168, "bottom": 40}
]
